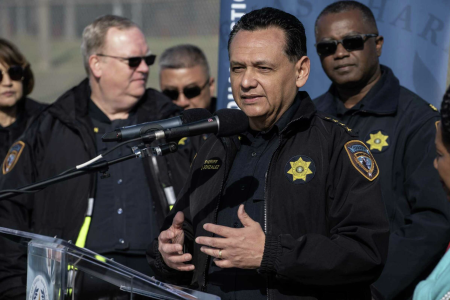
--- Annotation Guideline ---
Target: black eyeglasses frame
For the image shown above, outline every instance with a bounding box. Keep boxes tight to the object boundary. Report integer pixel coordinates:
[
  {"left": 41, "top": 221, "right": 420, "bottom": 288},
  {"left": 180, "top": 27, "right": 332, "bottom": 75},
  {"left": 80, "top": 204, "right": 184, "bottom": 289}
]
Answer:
[
  {"left": 0, "top": 65, "right": 24, "bottom": 84},
  {"left": 162, "top": 79, "right": 210, "bottom": 101},
  {"left": 315, "top": 33, "right": 379, "bottom": 57},
  {"left": 96, "top": 53, "right": 156, "bottom": 68}
]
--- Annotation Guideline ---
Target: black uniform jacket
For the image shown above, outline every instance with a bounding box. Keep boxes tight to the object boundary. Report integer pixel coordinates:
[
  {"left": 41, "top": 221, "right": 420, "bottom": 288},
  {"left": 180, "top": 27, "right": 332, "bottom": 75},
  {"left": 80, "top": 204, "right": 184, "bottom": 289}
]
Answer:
[
  {"left": 314, "top": 65, "right": 450, "bottom": 300},
  {"left": 0, "top": 97, "right": 47, "bottom": 161},
  {"left": 148, "top": 92, "right": 390, "bottom": 300},
  {"left": 0, "top": 79, "right": 190, "bottom": 297}
]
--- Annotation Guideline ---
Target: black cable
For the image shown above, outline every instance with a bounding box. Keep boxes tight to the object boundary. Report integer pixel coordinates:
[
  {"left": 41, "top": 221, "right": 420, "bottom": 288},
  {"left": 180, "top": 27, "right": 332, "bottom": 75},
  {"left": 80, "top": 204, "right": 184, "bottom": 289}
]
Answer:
[
  {"left": 0, "top": 154, "right": 136, "bottom": 200},
  {"left": 0, "top": 189, "right": 41, "bottom": 195}
]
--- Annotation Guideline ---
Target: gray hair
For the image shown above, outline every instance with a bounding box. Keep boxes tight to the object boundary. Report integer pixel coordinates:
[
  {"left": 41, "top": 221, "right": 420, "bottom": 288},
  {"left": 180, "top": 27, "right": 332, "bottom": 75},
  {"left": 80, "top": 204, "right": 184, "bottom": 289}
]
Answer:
[
  {"left": 81, "top": 15, "right": 138, "bottom": 75},
  {"left": 159, "top": 44, "right": 210, "bottom": 78}
]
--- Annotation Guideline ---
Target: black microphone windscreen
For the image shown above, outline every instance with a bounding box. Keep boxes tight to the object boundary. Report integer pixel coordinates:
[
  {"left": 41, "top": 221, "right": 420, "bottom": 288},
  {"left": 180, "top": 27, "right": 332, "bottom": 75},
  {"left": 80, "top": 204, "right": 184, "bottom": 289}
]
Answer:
[
  {"left": 214, "top": 109, "right": 249, "bottom": 137},
  {"left": 181, "top": 108, "right": 212, "bottom": 124}
]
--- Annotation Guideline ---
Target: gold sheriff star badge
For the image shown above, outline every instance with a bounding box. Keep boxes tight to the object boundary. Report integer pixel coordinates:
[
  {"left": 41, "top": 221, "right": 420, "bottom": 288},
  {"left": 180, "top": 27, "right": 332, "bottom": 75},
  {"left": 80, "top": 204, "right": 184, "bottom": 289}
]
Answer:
[
  {"left": 366, "top": 131, "right": 389, "bottom": 152},
  {"left": 287, "top": 157, "right": 313, "bottom": 182}
]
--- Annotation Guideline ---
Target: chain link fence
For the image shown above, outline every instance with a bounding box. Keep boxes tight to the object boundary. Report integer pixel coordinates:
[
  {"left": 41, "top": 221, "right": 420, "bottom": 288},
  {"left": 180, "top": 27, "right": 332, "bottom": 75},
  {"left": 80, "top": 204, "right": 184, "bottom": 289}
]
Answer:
[{"left": 0, "top": 0, "right": 220, "bottom": 103}]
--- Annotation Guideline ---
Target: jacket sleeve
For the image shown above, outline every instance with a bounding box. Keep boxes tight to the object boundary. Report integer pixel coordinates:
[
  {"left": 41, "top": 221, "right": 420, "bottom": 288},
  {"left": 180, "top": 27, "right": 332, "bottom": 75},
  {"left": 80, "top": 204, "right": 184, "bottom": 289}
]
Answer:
[
  {"left": 259, "top": 136, "right": 390, "bottom": 286},
  {"left": 372, "top": 116, "right": 450, "bottom": 300},
  {"left": 147, "top": 162, "right": 196, "bottom": 286},
  {"left": 0, "top": 139, "right": 35, "bottom": 299}
]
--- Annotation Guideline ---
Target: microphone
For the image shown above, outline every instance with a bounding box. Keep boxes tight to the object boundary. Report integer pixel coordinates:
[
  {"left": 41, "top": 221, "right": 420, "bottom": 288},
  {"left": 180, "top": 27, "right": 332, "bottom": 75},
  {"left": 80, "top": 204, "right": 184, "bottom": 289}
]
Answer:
[
  {"left": 141, "top": 108, "right": 249, "bottom": 142},
  {"left": 102, "top": 108, "right": 212, "bottom": 142}
]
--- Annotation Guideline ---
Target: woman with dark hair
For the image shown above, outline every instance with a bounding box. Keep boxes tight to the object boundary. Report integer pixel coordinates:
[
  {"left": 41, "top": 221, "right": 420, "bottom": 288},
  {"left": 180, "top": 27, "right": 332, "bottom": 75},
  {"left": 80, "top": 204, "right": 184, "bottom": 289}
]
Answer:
[
  {"left": 0, "top": 38, "right": 45, "bottom": 161},
  {"left": 413, "top": 86, "right": 450, "bottom": 299}
]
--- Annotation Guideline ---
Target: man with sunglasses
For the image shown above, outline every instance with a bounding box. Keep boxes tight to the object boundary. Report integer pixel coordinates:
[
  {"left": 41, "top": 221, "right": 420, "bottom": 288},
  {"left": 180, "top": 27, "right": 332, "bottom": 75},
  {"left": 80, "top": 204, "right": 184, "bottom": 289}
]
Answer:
[
  {"left": 313, "top": 2, "right": 450, "bottom": 299},
  {"left": 0, "top": 15, "right": 190, "bottom": 298},
  {"left": 159, "top": 44, "right": 216, "bottom": 113}
]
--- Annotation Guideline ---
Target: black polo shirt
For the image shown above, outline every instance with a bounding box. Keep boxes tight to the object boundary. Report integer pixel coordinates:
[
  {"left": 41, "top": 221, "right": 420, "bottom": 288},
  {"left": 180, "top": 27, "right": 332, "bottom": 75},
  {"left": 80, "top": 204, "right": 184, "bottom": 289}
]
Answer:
[
  {"left": 206, "top": 99, "right": 300, "bottom": 300},
  {"left": 85, "top": 100, "right": 159, "bottom": 256}
]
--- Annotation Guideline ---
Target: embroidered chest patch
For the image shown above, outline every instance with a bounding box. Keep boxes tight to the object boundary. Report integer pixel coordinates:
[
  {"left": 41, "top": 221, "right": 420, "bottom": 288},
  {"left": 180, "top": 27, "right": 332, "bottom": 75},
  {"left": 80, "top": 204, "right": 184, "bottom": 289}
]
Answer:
[
  {"left": 201, "top": 158, "right": 221, "bottom": 171},
  {"left": 2, "top": 141, "right": 25, "bottom": 175},
  {"left": 285, "top": 155, "right": 316, "bottom": 184},
  {"left": 365, "top": 130, "right": 389, "bottom": 153},
  {"left": 345, "top": 140, "right": 379, "bottom": 181}
]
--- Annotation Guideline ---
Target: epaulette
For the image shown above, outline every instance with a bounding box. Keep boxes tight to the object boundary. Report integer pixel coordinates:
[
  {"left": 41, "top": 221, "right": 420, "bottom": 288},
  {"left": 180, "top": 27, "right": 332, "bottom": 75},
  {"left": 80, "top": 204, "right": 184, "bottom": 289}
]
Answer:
[
  {"left": 318, "top": 114, "right": 356, "bottom": 136},
  {"left": 429, "top": 104, "right": 438, "bottom": 112}
]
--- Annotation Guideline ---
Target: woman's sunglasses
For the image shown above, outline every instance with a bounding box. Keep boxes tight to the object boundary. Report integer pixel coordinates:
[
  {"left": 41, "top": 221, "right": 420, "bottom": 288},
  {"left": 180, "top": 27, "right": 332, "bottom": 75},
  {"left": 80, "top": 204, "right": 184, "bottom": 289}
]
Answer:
[
  {"left": 96, "top": 54, "right": 156, "bottom": 68},
  {"left": 315, "top": 34, "right": 378, "bottom": 57},
  {"left": 163, "top": 79, "right": 210, "bottom": 100},
  {"left": 0, "top": 65, "right": 24, "bottom": 83}
]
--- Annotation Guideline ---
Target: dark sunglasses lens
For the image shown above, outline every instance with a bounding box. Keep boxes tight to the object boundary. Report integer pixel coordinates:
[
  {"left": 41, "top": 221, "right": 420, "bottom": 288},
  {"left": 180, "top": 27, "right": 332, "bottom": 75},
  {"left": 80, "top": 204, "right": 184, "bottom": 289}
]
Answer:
[
  {"left": 317, "top": 41, "right": 337, "bottom": 56},
  {"left": 128, "top": 57, "right": 142, "bottom": 68},
  {"left": 342, "top": 36, "right": 364, "bottom": 51},
  {"left": 8, "top": 66, "right": 23, "bottom": 81},
  {"left": 183, "top": 86, "right": 202, "bottom": 99},
  {"left": 163, "top": 89, "right": 179, "bottom": 100},
  {"left": 144, "top": 55, "right": 156, "bottom": 66}
]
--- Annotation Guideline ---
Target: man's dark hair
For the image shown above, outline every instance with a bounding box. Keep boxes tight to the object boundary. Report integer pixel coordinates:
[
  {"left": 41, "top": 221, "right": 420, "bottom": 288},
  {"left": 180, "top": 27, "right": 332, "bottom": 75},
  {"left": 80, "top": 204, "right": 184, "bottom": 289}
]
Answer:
[
  {"left": 228, "top": 7, "right": 307, "bottom": 62},
  {"left": 315, "top": 1, "right": 379, "bottom": 35},
  {"left": 441, "top": 86, "right": 450, "bottom": 150}
]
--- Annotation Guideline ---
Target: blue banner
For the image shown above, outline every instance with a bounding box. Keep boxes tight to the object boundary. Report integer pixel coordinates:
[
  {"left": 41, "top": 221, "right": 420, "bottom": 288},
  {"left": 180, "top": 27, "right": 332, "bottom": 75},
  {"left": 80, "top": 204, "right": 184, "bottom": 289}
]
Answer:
[{"left": 218, "top": 0, "right": 450, "bottom": 109}]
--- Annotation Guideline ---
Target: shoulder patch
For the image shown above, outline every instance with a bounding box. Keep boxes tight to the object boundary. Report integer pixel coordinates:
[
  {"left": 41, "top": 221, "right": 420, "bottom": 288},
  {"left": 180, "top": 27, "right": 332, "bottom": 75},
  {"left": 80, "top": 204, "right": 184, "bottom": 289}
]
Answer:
[
  {"left": 436, "top": 120, "right": 440, "bottom": 131},
  {"left": 345, "top": 140, "right": 379, "bottom": 181},
  {"left": 429, "top": 104, "right": 438, "bottom": 112},
  {"left": 3, "top": 141, "right": 25, "bottom": 175}
]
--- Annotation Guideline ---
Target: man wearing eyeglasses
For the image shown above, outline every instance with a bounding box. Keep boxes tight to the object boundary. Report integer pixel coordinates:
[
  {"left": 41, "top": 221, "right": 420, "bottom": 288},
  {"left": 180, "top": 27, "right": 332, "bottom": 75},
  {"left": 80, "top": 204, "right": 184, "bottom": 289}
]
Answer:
[
  {"left": 313, "top": 2, "right": 450, "bottom": 300},
  {"left": 159, "top": 44, "right": 216, "bottom": 113},
  {"left": 0, "top": 15, "right": 190, "bottom": 298}
]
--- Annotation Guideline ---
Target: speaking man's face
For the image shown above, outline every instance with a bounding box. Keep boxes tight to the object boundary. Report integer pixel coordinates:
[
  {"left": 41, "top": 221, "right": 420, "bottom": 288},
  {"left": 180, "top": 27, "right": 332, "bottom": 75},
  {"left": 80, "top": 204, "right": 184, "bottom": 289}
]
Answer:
[
  {"left": 315, "top": 9, "right": 383, "bottom": 88},
  {"left": 229, "top": 27, "right": 309, "bottom": 130}
]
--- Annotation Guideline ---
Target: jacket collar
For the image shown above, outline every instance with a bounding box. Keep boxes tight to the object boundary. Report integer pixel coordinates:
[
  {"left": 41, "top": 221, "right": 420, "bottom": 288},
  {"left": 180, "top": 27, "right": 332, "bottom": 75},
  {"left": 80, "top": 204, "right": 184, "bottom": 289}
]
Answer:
[
  {"left": 48, "top": 78, "right": 91, "bottom": 128},
  {"left": 321, "top": 65, "right": 400, "bottom": 116},
  {"left": 48, "top": 78, "right": 180, "bottom": 128},
  {"left": 281, "top": 91, "right": 317, "bottom": 135}
]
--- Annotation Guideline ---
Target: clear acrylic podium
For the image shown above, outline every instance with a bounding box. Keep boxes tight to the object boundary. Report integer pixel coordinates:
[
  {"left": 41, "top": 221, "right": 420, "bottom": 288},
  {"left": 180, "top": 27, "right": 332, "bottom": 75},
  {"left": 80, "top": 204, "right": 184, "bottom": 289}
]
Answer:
[{"left": 0, "top": 226, "right": 219, "bottom": 300}]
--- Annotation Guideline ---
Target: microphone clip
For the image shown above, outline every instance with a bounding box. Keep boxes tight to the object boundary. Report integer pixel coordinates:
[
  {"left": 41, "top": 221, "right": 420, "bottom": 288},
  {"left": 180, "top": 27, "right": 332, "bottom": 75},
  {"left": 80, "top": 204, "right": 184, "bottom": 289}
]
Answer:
[{"left": 131, "top": 142, "right": 179, "bottom": 158}]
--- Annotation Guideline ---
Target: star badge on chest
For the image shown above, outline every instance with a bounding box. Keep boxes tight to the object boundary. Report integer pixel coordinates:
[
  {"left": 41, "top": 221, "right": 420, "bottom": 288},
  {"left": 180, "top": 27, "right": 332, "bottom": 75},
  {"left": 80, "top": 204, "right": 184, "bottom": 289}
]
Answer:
[
  {"left": 365, "top": 130, "right": 389, "bottom": 153},
  {"left": 285, "top": 155, "right": 316, "bottom": 184}
]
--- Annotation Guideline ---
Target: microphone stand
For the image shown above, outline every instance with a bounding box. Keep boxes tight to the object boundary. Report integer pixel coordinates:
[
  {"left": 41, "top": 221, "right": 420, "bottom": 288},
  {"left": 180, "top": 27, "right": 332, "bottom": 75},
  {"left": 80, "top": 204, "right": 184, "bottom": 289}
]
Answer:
[{"left": 0, "top": 143, "right": 178, "bottom": 201}]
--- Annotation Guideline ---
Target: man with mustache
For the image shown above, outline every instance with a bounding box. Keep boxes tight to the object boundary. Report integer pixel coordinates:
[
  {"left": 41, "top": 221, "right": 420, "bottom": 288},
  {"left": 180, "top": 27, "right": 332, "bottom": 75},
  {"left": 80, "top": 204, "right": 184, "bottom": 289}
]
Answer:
[
  {"left": 148, "top": 7, "right": 390, "bottom": 300},
  {"left": 314, "top": 2, "right": 450, "bottom": 299}
]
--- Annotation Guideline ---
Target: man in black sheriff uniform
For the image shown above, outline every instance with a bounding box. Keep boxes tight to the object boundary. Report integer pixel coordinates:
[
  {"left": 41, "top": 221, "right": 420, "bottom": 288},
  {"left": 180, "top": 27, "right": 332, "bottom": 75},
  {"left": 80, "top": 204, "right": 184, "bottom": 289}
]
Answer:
[
  {"left": 147, "top": 7, "right": 390, "bottom": 300},
  {"left": 313, "top": 2, "right": 450, "bottom": 299},
  {"left": 0, "top": 15, "right": 190, "bottom": 299}
]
